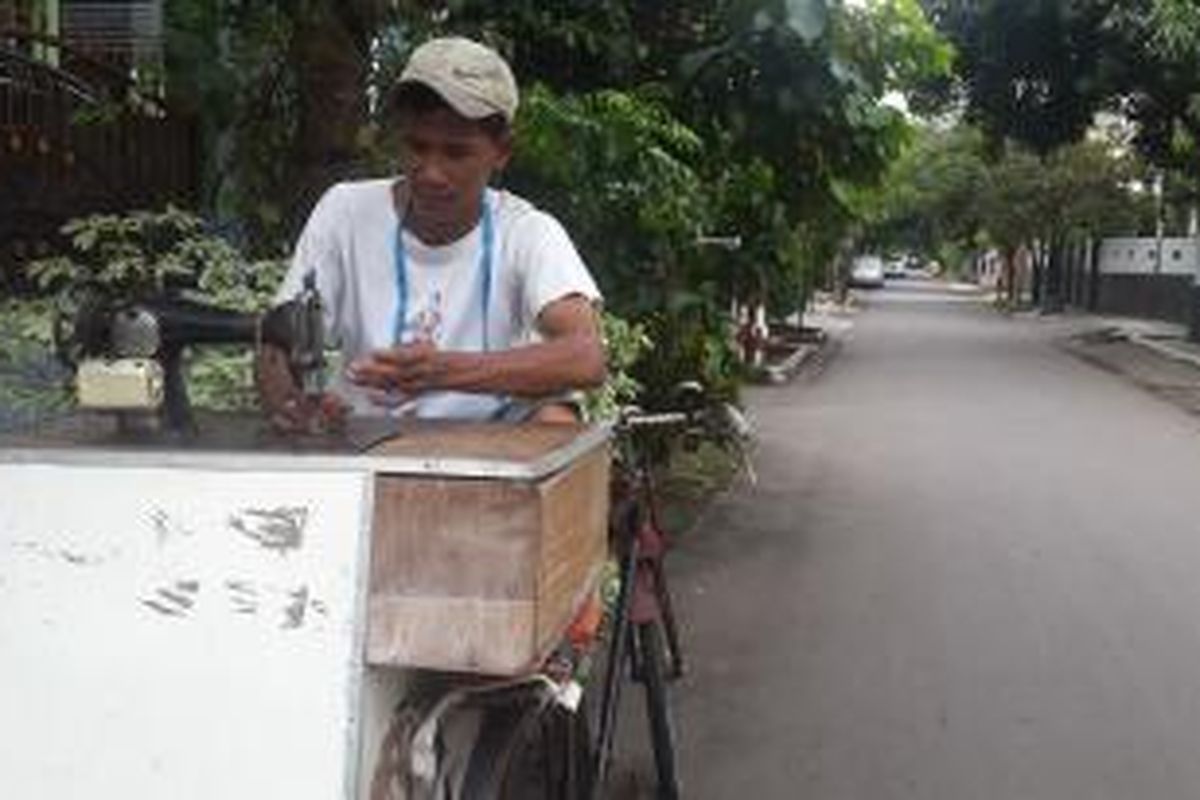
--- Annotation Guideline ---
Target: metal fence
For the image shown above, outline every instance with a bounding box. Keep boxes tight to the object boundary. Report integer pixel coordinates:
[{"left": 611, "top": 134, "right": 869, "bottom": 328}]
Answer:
[{"left": 1, "top": 26, "right": 195, "bottom": 291}]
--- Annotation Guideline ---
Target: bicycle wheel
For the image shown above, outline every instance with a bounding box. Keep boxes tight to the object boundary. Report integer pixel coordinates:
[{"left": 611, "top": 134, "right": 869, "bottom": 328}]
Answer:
[
  {"left": 636, "top": 621, "right": 680, "bottom": 800},
  {"left": 461, "top": 690, "right": 593, "bottom": 800}
]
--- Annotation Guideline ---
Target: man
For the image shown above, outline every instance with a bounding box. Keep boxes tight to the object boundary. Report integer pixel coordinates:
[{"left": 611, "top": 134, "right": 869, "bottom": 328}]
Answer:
[{"left": 259, "top": 36, "right": 605, "bottom": 427}]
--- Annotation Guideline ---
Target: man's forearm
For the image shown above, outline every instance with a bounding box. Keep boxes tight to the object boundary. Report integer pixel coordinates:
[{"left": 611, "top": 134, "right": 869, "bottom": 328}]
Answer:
[
  {"left": 256, "top": 344, "right": 301, "bottom": 411},
  {"left": 438, "top": 335, "right": 605, "bottom": 398}
]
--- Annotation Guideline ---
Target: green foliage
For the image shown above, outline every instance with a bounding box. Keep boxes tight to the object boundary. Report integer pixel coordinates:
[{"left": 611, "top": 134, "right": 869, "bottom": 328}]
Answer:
[
  {"left": 166, "top": 2, "right": 295, "bottom": 250},
  {"left": 836, "top": 0, "right": 954, "bottom": 99},
  {"left": 924, "top": 0, "right": 1117, "bottom": 155},
  {"left": 511, "top": 84, "right": 710, "bottom": 313},
  {"left": 0, "top": 299, "right": 71, "bottom": 429},
  {"left": 1042, "top": 140, "right": 1148, "bottom": 236},
  {"left": 865, "top": 121, "right": 1146, "bottom": 280},
  {"left": 416, "top": 0, "right": 640, "bottom": 91},
  {"left": 926, "top": 0, "right": 1200, "bottom": 207},
  {"left": 166, "top": 1, "right": 385, "bottom": 253},
  {"left": 510, "top": 85, "right": 742, "bottom": 401},
  {"left": 975, "top": 147, "right": 1047, "bottom": 255},
  {"left": 674, "top": 0, "right": 948, "bottom": 311},
  {"left": 635, "top": 304, "right": 741, "bottom": 408},
  {"left": 28, "top": 207, "right": 239, "bottom": 298},
  {"left": 1149, "top": 0, "right": 1200, "bottom": 55},
  {"left": 712, "top": 158, "right": 785, "bottom": 302},
  {"left": 976, "top": 139, "right": 1146, "bottom": 256},
  {"left": 1107, "top": 2, "right": 1200, "bottom": 197},
  {"left": 865, "top": 124, "right": 989, "bottom": 257},
  {"left": 584, "top": 313, "right": 654, "bottom": 422}
]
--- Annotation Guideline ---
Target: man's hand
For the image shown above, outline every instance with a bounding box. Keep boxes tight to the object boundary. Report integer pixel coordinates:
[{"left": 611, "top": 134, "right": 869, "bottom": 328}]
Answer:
[
  {"left": 270, "top": 392, "right": 349, "bottom": 433},
  {"left": 344, "top": 294, "right": 605, "bottom": 406},
  {"left": 256, "top": 343, "right": 348, "bottom": 433},
  {"left": 348, "top": 341, "right": 447, "bottom": 397}
]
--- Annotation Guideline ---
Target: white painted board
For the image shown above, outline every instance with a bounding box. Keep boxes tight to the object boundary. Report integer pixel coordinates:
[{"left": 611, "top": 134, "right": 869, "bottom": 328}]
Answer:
[
  {"left": 0, "top": 464, "right": 372, "bottom": 799},
  {"left": 1098, "top": 236, "right": 1199, "bottom": 276}
]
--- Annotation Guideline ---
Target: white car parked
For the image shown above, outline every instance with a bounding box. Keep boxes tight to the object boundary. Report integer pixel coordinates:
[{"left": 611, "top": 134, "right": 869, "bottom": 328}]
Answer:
[{"left": 850, "top": 255, "right": 886, "bottom": 289}]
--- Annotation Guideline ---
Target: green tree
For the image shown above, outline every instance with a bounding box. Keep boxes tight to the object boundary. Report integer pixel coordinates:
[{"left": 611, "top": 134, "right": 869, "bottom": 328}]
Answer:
[
  {"left": 865, "top": 124, "right": 989, "bottom": 263},
  {"left": 1146, "top": 0, "right": 1200, "bottom": 56},
  {"left": 675, "top": 0, "right": 948, "bottom": 309},
  {"left": 1107, "top": 2, "right": 1200, "bottom": 215},
  {"left": 866, "top": 122, "right": 1144, "bottom": 305},
  {"left": 925, "top": 0, "right": 1200, "bottom": 221},
  {"left": 165, "top": 0, "right": 389, "bottom": 253},
  {"left": 922, "top": 0, "right": 1117, "bottom": 156}
]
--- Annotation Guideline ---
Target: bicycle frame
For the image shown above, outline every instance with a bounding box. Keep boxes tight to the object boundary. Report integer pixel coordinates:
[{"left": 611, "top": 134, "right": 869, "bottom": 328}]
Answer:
[{"left": 590, "top": 416, "right": 688, "bottom": 799}]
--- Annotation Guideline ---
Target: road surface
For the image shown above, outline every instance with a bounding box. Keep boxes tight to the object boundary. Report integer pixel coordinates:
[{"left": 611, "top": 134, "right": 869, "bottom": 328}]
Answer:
[{"left": 667, "top": 280, "right": 1200, "bottom": 799}]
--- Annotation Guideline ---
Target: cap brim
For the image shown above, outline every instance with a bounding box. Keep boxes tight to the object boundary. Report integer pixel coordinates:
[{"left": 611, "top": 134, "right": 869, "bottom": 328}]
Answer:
[{"left": 395, "top": 76, "right": 509, "bottom": 122}]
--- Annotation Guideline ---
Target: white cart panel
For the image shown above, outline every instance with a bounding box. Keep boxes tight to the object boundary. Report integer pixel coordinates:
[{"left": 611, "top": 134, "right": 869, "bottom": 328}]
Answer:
[{"left": 0, "top": 464, "right": 372, "bottom": 799}]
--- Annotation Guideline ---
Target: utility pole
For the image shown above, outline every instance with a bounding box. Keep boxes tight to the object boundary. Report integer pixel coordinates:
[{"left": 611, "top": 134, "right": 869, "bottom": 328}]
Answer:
[{"left": 1154, "top": 170, "right": 1165, "bottom": 275}]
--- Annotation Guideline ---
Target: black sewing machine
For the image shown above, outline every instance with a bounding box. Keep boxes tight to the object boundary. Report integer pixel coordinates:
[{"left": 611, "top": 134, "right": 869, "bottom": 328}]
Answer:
[{"left": 66, "top": 273, "right": 325, "bottom": 436}]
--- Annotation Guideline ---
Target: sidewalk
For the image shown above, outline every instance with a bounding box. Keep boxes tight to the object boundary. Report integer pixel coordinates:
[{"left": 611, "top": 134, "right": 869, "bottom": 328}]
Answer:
[{"left": 1054, "top": 310, "right": 1200, "bottom": 417}]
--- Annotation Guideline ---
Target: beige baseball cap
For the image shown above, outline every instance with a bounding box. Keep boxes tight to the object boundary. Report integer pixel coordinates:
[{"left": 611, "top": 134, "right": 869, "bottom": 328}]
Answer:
[{"left": 397, "top": 37, "right": 519, "bottom": 123}]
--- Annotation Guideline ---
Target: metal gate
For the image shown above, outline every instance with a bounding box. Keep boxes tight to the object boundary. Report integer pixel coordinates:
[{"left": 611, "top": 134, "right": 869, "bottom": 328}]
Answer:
[{"left": 1, "top": 27, "right": 197, "bottom": 290}]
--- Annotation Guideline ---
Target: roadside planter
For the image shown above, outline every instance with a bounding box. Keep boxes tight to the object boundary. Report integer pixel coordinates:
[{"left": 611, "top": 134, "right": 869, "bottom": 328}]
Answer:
[{"left": 747, "top": 324, "right": 828, "bottom": 384}]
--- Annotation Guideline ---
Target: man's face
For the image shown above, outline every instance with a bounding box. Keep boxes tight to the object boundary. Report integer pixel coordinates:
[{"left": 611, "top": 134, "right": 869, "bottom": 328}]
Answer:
[{"left": 397, "top": 108, "right": 511, "bottom": 232}]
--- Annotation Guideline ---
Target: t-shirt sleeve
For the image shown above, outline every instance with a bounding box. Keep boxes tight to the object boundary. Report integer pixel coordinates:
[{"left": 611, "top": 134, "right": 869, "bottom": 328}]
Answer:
[
  {"left": 275, "top": 184, "right": 347, "bottom": 344},
  {"left": 516, "top": 211, "right": 602, "bottom": 326}
]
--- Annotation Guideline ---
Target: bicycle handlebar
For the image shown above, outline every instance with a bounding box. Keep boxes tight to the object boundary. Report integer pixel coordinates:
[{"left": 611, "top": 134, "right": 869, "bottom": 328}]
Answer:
[
  {"left": 616, "top": 410, "right": 692, "bottom": 430},
  {"left": 615, "top": 397, "right": 752, "bottom": 437}
]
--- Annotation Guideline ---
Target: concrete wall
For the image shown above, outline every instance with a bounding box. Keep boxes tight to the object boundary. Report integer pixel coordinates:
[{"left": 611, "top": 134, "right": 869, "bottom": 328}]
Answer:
[
  {"left": 972, "top": 237, "right": 1200, "bottom": 331},
  {"left": 1098, "top": 238, "right": 1199, "bottom": 277}
]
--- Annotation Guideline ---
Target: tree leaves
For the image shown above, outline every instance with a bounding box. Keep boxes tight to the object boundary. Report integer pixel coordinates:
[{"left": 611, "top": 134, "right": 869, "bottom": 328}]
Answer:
[
  {"left": 24, "top": 207, "right": 282, "bottom": 312},
  {"left": 510, "top": 84, "right": 711, "bottom": 314},
  {"left": 865, "top": 122, "right": 1148, "bottom": 267}
]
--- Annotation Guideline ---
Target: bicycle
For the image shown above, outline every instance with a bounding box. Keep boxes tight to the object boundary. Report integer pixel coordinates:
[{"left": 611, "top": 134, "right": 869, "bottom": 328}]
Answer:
[
  {"left": 456, "top": 403, "right": 699, "bottom": 800},
  {"left": 415, "top": 391, "right": 750, "bottom": 800},
  {"left": 590, "top": 403, "right": 699, "bottom": 800}
]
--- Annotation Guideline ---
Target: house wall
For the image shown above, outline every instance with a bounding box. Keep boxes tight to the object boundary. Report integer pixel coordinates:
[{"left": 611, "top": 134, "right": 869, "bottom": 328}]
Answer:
[
  {"left": 1093, "top": 237, "right": 1200, "bottom": 326},
  {"left": 1098, "top": 238, "right": 1200, "bottom": 277}
]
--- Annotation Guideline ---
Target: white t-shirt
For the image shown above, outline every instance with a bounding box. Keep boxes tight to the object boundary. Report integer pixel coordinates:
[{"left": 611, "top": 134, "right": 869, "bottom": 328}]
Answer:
[{"left": 277, "top": 179, "right": 601, "bottom": 419}]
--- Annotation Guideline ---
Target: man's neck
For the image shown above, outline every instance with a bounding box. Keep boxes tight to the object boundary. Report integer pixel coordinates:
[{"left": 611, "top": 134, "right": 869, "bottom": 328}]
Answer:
[{"left": 405, "top": 199, "right": 483, "bottom": 247}]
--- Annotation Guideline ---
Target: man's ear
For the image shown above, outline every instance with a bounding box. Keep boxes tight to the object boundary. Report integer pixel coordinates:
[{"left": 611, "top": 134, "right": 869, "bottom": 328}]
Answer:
[{"left": 492, "top": 133, "right": 514, "bottom": 172}]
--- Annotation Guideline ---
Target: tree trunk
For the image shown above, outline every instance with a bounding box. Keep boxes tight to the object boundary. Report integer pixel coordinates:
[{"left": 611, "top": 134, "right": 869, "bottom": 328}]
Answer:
[
  {"left": 287, "top": 1, "right": 378, "bottom": 235},
  {"left": 1087, "top": 236, "right": 1101, "bottom": 311},
  {"left": 1003, "top": 247, "right": 1018, "bottom": 309},
  {"left": 1043, "top": 233, "right": 1065, "bottom": 313},
  {"left": 1030, "top": 240, "right": 1043, "bottom": 308}
]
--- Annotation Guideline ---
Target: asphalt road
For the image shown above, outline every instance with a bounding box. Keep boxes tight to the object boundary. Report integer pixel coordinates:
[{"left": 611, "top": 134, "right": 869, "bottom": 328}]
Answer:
[{"left": 666, "top": 280, "right": 1200, "bottom": 799}]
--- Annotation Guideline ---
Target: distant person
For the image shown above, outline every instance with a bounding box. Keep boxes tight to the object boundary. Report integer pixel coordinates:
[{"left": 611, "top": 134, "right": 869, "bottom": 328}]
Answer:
[{"left": 258, "top": 37, "right": 604, "bottom": 428}]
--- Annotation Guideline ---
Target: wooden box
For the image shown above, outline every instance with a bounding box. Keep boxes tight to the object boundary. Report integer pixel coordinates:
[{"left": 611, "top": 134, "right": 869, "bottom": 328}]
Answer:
[{"left": 365, "top": 423, "right": 610, "bottom": 675}]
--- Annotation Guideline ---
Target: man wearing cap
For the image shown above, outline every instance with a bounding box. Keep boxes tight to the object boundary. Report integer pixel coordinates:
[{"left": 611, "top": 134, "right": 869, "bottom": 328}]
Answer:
[{"left": 259, "top": 37, "right": 605, "bottom": 426}]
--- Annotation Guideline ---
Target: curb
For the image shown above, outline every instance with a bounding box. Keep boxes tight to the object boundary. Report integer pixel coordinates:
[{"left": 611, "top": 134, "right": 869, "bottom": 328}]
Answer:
[
  {"left": 1127, "top": 333, "right": 1200, "bottom": 372},
  {"left": 762, "top": 343, "right": 819, "bottom": 384},
  {"left": 755, "top": 327, "right": 845, "bottom": 385}
]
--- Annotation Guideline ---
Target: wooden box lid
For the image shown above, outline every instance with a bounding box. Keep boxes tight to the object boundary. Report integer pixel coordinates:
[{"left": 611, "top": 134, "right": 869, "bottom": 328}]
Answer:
[{"left": 365, "top": 421, "right": 610, "bottom": 480}]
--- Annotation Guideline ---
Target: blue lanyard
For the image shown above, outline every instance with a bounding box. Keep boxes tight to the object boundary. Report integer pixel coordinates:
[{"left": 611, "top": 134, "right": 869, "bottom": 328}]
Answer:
[{"left": 393, "top": 192, "right": 494, "bottom": 350}]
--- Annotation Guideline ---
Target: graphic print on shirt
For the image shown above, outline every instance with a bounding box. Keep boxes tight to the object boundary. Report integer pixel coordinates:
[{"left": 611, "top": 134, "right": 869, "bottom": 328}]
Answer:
[{"left": 411, "top": 290, "right": 444, "bottom": 345}]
